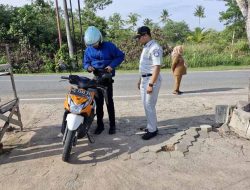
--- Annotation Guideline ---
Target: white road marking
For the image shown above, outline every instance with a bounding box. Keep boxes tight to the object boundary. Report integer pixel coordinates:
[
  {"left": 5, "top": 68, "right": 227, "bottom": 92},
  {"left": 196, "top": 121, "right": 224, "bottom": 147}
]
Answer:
[
  {"left": 0, "top": 80, "right": 60, "bottom": 82},
  {"left": 19, "top": 91, "right": 247, "bottom": 101}
]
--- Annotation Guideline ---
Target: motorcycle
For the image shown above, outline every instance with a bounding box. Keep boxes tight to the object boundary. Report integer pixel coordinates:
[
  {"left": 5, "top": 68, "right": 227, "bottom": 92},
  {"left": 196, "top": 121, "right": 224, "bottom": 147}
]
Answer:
[{"left": 60, "top": 70, "right": 112, "bottom": 162}]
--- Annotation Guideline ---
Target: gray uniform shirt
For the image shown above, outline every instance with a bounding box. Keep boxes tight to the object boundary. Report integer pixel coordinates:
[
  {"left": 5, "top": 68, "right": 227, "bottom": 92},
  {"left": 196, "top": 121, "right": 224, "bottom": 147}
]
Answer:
[{"left": 139, "top": 40, "right": 163, "bottom": 75}]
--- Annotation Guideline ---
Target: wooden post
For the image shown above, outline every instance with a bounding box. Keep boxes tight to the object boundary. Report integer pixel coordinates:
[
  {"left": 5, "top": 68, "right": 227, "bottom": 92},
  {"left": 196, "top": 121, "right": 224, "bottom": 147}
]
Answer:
[{"left": 5, "top": 44, "right": 18, "bottom": 99}]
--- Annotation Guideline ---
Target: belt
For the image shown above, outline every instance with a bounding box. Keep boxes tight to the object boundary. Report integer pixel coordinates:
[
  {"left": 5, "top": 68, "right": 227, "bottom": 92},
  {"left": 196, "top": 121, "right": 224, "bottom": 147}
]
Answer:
[{"left": 141, "top": 73, "right": 152, "bottom": 77}]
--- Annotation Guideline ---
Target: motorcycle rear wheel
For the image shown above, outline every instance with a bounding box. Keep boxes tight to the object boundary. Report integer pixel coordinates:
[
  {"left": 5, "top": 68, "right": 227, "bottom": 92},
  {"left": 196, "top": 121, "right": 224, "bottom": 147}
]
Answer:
[{"left": 62, "top": 129, "right": 76, "bottom": 162}]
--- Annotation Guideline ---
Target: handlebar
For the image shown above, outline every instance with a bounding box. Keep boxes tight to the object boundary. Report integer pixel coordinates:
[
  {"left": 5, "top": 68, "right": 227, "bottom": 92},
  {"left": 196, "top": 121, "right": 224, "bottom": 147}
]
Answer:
[
  {"left": 61, "top": 76, "right": 69, "bottom": 80},
  {"left": 61, "top": 67, "right": 113, "bottom": 89}
]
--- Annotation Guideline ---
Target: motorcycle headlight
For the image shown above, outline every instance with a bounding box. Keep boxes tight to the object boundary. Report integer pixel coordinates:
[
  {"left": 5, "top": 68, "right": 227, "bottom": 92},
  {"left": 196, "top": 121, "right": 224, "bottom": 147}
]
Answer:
[{"left": 68, "top": 96, "right": 92, "bottom": 114}]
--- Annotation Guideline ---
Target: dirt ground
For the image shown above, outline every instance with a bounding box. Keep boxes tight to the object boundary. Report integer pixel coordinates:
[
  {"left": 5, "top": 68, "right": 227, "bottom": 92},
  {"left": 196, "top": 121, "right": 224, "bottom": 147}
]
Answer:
[{"left": 1, "top": 94, "right": 250, "bottom": 190}]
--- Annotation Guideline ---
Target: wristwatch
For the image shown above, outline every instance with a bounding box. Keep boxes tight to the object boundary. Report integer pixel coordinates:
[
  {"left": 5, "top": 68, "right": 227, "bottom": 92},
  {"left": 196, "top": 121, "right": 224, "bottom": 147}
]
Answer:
[{"left": 149, "top": 83, "right": 154, "bottom": 87}]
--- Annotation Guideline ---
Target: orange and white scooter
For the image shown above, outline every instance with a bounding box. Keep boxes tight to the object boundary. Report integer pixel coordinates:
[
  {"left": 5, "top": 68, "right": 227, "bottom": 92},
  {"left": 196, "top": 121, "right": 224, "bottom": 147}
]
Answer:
[{"left": 61, "top": 70, "right": 111, "bottom": 162}]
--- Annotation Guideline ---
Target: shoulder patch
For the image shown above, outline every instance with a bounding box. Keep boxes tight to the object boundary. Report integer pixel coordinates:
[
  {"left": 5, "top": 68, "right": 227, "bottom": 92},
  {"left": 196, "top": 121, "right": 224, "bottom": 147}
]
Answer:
[{"left": 153, "top": 49, "right": 160, "bottom": 57}]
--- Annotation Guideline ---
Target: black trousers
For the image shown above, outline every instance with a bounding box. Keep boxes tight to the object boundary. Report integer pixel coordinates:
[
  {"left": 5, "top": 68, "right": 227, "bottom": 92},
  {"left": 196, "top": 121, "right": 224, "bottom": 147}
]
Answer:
[{"left": 95, "top": 82, "right": 115, "bottom": 129}]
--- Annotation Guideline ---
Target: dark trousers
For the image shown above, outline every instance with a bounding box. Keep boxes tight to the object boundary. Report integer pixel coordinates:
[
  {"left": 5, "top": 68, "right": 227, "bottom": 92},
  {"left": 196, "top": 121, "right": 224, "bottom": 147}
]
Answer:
[{"left": 95, "top": 82, "right": 115, "bottom": 129}]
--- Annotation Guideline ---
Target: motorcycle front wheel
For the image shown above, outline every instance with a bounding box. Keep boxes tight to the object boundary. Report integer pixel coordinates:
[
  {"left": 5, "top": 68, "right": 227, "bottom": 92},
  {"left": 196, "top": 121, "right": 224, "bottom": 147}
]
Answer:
[{"left": 62, "top": 129, "right": 76, "bottom": 162}]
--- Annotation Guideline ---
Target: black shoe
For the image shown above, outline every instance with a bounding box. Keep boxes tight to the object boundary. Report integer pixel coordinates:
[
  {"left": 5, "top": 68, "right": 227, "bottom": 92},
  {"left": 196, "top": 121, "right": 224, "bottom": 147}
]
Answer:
[
  {"left": 109, "top": 127, "right": 116, "bottom": 135},
  {"left": 94, "top": 127, "right": 104, "bottom": 135},
  {"left": 142, "top": 131, "right": 158, "bottom": 140}
]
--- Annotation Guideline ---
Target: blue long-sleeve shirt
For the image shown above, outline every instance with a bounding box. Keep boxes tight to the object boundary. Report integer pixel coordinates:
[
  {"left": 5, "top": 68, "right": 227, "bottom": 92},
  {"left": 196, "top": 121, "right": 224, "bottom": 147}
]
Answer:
[{"left": 83, "top": 41, "right": 125, "bottom": 76}]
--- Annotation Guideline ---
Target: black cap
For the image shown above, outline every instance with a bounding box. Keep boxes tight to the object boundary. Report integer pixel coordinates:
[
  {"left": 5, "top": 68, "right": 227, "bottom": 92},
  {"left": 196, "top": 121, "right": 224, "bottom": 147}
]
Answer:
[{"left": 133, "top": 26, "right": 151, "bottom": 39}]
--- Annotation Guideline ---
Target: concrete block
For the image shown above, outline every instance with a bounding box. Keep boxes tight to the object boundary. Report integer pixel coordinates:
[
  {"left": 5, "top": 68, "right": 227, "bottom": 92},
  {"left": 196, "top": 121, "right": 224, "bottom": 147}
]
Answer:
[
  {"left": 215, "top": 105, "right": 235, "bottom": 124},
  {"left": 200, "top": 125, "right": 212, "bottom": 132},
  {"left": 229, "top": 108, "right": 250, "bottom": 139}
]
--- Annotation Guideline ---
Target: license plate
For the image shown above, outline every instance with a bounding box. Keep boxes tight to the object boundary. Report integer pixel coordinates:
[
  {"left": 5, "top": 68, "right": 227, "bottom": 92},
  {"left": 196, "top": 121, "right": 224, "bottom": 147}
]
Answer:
[{"left": 70, "top": 88, "right": 90, "bottom": 97}]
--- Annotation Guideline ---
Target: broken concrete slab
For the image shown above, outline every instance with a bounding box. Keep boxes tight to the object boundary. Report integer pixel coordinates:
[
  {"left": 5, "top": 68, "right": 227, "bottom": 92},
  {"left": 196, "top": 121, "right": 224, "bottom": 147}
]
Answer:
[{"left": 229, "top": 107, "right": 250, "bottom": 139}]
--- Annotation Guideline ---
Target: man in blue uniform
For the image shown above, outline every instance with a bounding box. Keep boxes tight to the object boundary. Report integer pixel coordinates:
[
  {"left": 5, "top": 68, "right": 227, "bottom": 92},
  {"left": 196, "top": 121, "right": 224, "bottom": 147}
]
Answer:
[{"left": 83, "top": 26, "right": 125, "bottom": 135}]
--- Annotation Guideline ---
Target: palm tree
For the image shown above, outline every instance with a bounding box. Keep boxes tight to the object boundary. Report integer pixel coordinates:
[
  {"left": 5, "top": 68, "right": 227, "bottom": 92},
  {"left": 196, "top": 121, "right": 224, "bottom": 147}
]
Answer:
[
  {"left": 143, "top": 18, "right": 153, "bottom": 27},
  {"left": 187, "top": 27, "right": 205, "bottom": 43},
  {"left": 108, "top": 13, "right": 124, "bottom": 30},
  {"left": 160, "top": 9, "right": 170, "bottom": 23},
  {"left": 126, "top": 13, "right": 140, "bottom": 31},
  {"left": 194, "top": 5, "right": 206, "bottom": 27}
]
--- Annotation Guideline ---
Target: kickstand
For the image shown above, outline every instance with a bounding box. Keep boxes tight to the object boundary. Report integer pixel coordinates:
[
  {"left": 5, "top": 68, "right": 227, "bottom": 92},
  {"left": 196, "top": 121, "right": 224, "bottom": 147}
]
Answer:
[{"left": 87, "top": 132, "right": 95, "bottom": 143}]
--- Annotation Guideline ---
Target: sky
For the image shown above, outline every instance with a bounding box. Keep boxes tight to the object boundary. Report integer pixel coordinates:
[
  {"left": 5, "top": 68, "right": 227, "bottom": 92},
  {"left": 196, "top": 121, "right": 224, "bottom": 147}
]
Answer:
[{"left": 0, "top": 0, "right": 227, "bottom": 31}]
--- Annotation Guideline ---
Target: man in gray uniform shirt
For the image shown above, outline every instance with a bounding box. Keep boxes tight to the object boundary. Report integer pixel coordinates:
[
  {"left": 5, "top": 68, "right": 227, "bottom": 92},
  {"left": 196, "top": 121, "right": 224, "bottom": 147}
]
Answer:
[{"left": 134, "top": 26, "right": 162, "bottom": 140}]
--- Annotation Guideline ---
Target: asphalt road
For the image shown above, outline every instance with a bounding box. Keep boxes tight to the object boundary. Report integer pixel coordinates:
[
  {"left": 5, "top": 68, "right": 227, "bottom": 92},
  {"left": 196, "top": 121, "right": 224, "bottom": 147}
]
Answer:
[{"left": 0, "top": 70, "right": 250, "bottom": 102}]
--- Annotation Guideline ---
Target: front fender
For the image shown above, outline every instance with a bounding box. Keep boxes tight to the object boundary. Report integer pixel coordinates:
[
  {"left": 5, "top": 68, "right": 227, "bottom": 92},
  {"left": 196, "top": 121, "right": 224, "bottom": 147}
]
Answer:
[{"left": 66, "top": 114, "right": 84, "bottom": 131}]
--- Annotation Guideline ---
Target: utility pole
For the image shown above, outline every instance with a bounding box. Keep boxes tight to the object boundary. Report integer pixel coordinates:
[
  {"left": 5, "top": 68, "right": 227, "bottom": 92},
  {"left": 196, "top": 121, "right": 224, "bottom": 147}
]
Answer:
[
  {"left": 55, "top": 0, "right": 62, "bottom": 48},
  {"left": 62, "top": 0, "right": 75, "bottom": 68}
]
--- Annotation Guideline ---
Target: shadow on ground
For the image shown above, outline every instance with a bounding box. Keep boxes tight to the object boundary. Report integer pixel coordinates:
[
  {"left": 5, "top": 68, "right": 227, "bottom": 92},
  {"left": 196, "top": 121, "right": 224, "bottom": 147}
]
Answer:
[
  {"left": 183, "top": 87, "right": 242, "bottom": 94},
  {"left": 0, "top": 114, "right": 214, "bottom": 165}
]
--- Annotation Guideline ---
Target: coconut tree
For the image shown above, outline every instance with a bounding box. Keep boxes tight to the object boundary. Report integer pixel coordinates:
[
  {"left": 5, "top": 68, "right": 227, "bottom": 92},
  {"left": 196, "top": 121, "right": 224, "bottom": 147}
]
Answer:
[
  {"left": 160, "top": 9, "right": 170, "bottom": 23},
  {"left": 194, "top": 5, "right": 206, "bottom": 27},
  {"left": 108, "top": 13, "right": 124, "bottom": 40},
  {"left": 187, "top": 27, "right": 206, "bottom": 43},
  {"left": 126, "top": 12, "right": 140, "bottom": 31},
  {"left": 235, "top": 0, "right": 250, "bottom": 47},
  {"left": 143, "top": 18, "right": 153, "bottom": 27}
]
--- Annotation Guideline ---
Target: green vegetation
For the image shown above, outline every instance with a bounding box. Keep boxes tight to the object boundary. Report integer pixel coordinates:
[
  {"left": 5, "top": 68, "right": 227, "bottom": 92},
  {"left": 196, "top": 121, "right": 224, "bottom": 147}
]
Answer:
[{"left": 0, "top": 0, "right": 249, "bottom": 73}]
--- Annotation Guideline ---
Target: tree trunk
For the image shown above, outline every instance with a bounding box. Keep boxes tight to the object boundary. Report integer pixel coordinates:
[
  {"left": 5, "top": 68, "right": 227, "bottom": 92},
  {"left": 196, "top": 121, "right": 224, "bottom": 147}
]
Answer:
[
  {"left": 236, "top": 0, "right": 250, "bottom": 47},
  {"left": 62, "top": 0, "right": 74, "bottom": 67},
  {"left": 247, "top": 2, "right": 250, "bottom": 47},
  {"left": 55, "top": 0, "right": 62, "bottom": 48}
]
